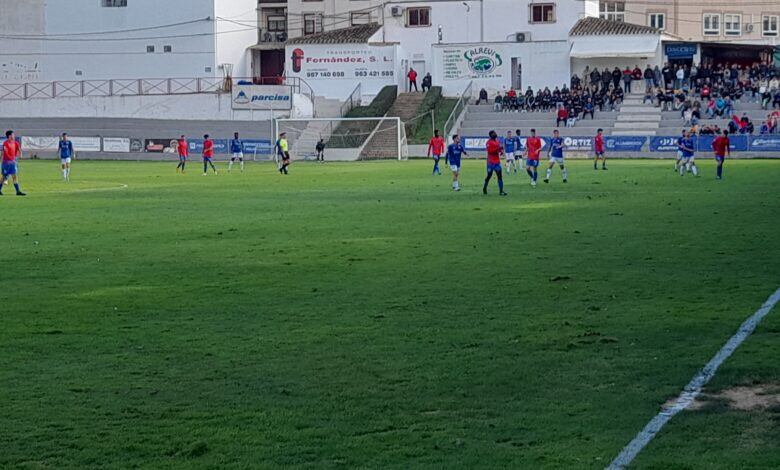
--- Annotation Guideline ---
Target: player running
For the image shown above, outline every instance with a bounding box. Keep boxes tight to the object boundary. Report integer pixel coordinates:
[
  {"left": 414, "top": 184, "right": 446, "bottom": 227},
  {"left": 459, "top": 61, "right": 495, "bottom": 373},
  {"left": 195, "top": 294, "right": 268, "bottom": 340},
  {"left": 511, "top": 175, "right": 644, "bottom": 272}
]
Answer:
[
  {"left": 483, "top": 130, "right": 507, "bottom": 196},
  {"left": 504, "top": 131, "right": 517, "bottom": 174},
  {"left": 202, "top": 134, "right": 218, "bottom": 175},
  {"left": 228, "top": 132, "right": 244, "bottom": 173},
  {"left": 58, "top": 133, "right": 74, "bottom": 181},
  {"left": 544, "top": 129, "right": 568, "bottom": 184},
  {"left": 524, "top": 128, "right": 542, "bottom": 187},
  {"left": 428, "top": 130, "right": 445, "bottom": 175},
  {"left": 678, "top": 130, "right": 698, "bottom": 177},
  {"left": 513, "top": 129, "right": 523, "bottom": 171},
  {"left": 593, "top": 128, "right": 607, "bottom": 170},
  {"left": 446, "top": 134, "right": 467, "bottom": 191},
  {"left": 176, "top": 135, "right": 188, "bottom": 174},
  {"left": 276, "top": 132, "right": 291, "bottom": 175},
  {"left": 712, "top": 130, "right": 730, "bottom": 180},
  {"left": 674, "top": 129, "right": 685, "bottom": 173},
  {"left": 1, "top": 130, "right": 26, "bottom": 196}
]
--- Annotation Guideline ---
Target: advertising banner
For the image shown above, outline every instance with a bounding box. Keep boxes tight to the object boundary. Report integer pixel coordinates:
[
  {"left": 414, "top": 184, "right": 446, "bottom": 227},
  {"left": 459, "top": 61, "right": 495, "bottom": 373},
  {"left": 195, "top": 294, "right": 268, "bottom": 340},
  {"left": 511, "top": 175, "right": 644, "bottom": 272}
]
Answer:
[
  {"left": 440, "top": 45, "right": 506, "bottom": 81},
  {"left": 697, "top": 135, "right": 748, "bottom": 152},
  {"left": 749, "top": 135, "right": 780, "bottom": 151},
  {"left": 103, "top": 137, "right": 131, "bottom": 153},
  {"left": 70, "top": 137, "right": 101, "bottom": 152},
  {"left": 665, "top": 43, "right": 697, "bottom": 59},
  {"left": 188, "top": 139, "right": 230, "bottom": 155},
  {"left": 606, "top": 136, "right": 647, "bottom": 152},
  {"left": 145, "top": 139, "right": 179, "bottom": 153},
  {"left": 232, "top": 85, "right": 292, "bottom": 110},
  {"left": 21, "top": 136, "right": 58, "bottom": 151},
  {"left": 462, "top": 136, "right": 549, "bottom": 152},
  {"left": 130, "top": 139, "right": 144, "bottom": 152},
  {"left": 650, "top": 135, "right": 685, "bottom": 152},
  {"left": 287, "top": 44, "right": 395, "bottom": 80},
  {"left": 242, "top": 139, "right": 274, "bottom": 154}
]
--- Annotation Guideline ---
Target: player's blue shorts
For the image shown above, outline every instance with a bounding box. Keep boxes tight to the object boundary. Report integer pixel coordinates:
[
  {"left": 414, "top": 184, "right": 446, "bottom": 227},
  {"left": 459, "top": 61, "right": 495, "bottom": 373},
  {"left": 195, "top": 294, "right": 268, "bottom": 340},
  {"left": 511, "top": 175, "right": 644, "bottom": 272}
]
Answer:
[
  {"left": 1, "top": 162, "right": 17, "bottom": 176},
  {"left": 433, "top": 154, "right": 441, "bottom": 161},
  {"left": 179, "top": 155, "right": 187, "bottom": 161},
  {"left": 203, "top": 157, "right": 212, "bottom": 162},
  {"left": 715, "top": 155, "right": 725, "bottom": 163},
  {"left": 486, "top": 162, "right": 502, "bottom": 173},
  {"left": 595, "top": 151, "right": 604, "bottom": 157},
  {"left": 526, "top": 159, "right": 539, "bottom": 168}
]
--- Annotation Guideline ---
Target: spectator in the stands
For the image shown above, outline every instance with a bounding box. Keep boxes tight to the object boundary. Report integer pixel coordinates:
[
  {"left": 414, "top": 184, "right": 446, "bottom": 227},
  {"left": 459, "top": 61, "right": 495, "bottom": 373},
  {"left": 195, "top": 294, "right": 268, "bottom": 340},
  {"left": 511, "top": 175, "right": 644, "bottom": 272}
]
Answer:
[
  {"left": 477, "top": 88, "right": 489, "bottom": 105},
  {"left": 700, "top": 84, "right": 711, "bottom": 102},
  {"left": 675, "top": 66, "right": 685, "bottom": 90},
  {"left": 590, "top": 67, "right": 601, "bottom": 90},
  {"left": 407, "top": 68, "right": 418, "bottom": 92},
  {"left": 739, "top": 113, "right": 754, "bottom": 134},
  {"left": 631, "top": 65, "right": 642, "bottom": 92},
  {"left": 493, "top": 92, "right": 503, "bottom": 112},
  {"left": 571, "top": 73, "right": 581, "bottom": 90},
  {"left": 774, "top": 89, "right": 780, "bottom": 109},
  {"left": 602, "top": 68, "right": 613, "bottom": 90},
  {"left": 421, "top": 73, "right": 432, "bottom": 92},
  {"left": 622, "top": 67, "right": 633, "bottom": 93},
  {"left": 612, "top": 67, "right": 622, "bottom": 89},
  {"left": 582, "top": 66, "right": 591, "bottom": 89},
  {"left": 643, "top": 65, "right": 654, "bottom": 91},
  {"left": 705, "top": 98, "right": 717, "bottom": 118},
  {"left": 662, "top": 63, "right": 674, "bottom": 88},
  {"left": 583, "top": 98, "right": 595, "bottom": 119},
  {"left": 653, "top": 65, "right": 662, "bottom": 88},
  {"left": 714, "top": 95, "right": 726, "bottom": 117},
  {"left": 643, "top": 86, "right": 654, "bottom": 104},
  {"left": 556, "top": 106, "right": 568, "bottom": 127}
]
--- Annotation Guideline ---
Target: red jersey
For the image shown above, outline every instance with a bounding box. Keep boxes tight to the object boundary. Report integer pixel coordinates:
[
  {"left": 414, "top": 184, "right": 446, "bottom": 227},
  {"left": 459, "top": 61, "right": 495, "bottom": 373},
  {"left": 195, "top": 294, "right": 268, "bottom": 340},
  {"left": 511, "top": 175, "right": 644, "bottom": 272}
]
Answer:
[
  {"left": 486, "top": 138, "right": 502, "bottom": 164},
  {"left": 712, "top": 136, "right": 730, "bottom": 157},
  {"left": 408, "top": 70, "right": 417, "bottom": 81},
  {"left": 594, "top": 134, "right": 605, "bottom": 153},
  {"left": 2, "top": 139, "right": 20, "bottom": 162},
  {"left": 526, "top": 137, "right": 542, "bottom": 160},
  {"left": 203, "top": 139, "right": 214, "bottom": 158},
  {"left": 428, "top": 136, "right": 445, "bottom": 156},
  {"left": 178, "top": 139, "right": 188, "bottom": 157}
]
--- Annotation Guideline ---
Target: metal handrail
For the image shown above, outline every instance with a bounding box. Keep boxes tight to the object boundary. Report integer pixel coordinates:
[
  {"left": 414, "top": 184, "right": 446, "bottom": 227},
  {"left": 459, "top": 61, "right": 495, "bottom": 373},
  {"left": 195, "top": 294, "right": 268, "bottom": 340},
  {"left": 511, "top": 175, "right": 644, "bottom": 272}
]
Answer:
[
  {"left": 0, "top": 76, "right": 309, "bottom": 101},
  {"left": 443, "top": 80, "right": 473, "bottom": 137},
  {"left": 339, "top": 83, "right": 362, "bottom": 117}
]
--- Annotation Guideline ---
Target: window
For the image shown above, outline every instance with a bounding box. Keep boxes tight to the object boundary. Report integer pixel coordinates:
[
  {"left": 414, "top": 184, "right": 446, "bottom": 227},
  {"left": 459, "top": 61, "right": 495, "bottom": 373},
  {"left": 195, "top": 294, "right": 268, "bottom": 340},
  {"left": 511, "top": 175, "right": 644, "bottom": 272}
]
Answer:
[
  {"left": 599, "top": 2, "right": 625, "bottom": 22},
  {"left": 350, "top": 12, "right": 371, "bottom": 26},
  {"left": 724, "top": 13, "right": 741, "bottom": 36},
  {"left": 762, "top": 15, "right": 778, "bottom": 37},
  {"left": 530, "top": 4, "right": 555, "bottom": 24},
  {"left": 101, "top": 0, "right": 127, "bottom": 6},
  {"left": 146, "top": 45, "right": 155, "bottom": 53},
  {"left": 267, "top": 15, "right": 286, "bottom": 32},
  {"left": 648, "top": 13, "right": 665, "bottom": 30},
  {"left": 303, "top": 13, "right": 322, "bottom": 35},
  {"left": 163, "top": 45, "right": 172, "bottom": 53},
  {"left": 406, "top": 7, "right": 430, "bottom": 27},
  {"left": 703, "top": 13, "right": 720, "bottom": 36}
]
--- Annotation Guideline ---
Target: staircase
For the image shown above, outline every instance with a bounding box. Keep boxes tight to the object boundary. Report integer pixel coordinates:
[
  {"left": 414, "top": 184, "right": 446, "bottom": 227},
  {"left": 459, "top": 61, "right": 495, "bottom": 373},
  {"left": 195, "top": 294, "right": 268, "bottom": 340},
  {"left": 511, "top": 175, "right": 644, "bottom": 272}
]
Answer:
[
  {"left": 361, "top": 91, "right": 427, "bottom": 160},
  {"left": 612, "top": 92, "right": 661, "bottom": 136},
  {"left": 289, "top": 96, "right": 346, "bottom": 158}
]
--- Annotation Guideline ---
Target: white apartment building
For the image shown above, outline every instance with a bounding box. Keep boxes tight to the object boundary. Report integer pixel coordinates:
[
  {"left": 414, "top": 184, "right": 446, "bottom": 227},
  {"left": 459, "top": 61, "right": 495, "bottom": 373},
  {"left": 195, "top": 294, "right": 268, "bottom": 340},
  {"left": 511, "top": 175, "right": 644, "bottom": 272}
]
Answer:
[{"left": 0, "top": 0, "right": 258, "bottom": 84}]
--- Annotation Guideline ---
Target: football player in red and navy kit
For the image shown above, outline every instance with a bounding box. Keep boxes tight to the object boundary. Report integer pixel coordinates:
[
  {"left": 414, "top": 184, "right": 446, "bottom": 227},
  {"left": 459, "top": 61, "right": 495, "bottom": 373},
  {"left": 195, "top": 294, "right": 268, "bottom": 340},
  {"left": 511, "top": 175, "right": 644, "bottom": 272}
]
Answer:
[
  {"left": 483, "top": 130, "right": 507, "bottom": 196},
  {"left": 1, "top": 130, "right": 26, "bottom": 196},
  {"left": 176, "top": 135, "right": 188, "bottom": 174},
  {"left": 712, "top": 130, "right": 730, "bottom": 180},
  {"left": 593, "top": 128, "right": 607, "bottom": 170},
  {"left": 524, "top": 128, "right": 542, "bottom": 187},
  {"left": 428, "top": 129, "right": 446, "bottom": 176},
  {"left": 202, "top": 134, "right": 218, "bottom": 175}
]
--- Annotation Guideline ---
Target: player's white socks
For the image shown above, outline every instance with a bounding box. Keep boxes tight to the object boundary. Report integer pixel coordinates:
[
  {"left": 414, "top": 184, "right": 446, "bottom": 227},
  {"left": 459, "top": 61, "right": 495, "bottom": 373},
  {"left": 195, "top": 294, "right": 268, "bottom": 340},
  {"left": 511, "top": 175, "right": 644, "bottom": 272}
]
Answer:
[
  {"left": 679, "top": 165, "right": 686, "bottom": 176},
  {"left": 228, "top": 161, "right": 233, "bottom": 172},
  {"left": 453, "top": 180, "right": 459, "bottom": 190},
  {"left": 62, "top": 169, "right": 67, "bottom": 180},
  {"left": 240, "top": 161, "right": 244, "bottom": 171},
  {"left": 691, "top": 164, "right": 698, "bottom": 176},
  {"left": 546, "top": 168, "right": 552, "bottom": 180},
  {"left": 562, "top": 168, "right": 568, "bottom": 180}
]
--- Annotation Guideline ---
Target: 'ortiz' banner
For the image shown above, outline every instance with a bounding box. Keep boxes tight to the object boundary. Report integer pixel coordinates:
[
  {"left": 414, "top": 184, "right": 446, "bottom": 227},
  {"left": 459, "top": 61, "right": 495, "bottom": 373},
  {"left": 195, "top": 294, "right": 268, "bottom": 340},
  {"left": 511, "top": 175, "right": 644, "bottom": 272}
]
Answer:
[{"left": 749, "top": 135, "right": 780, "bottom": 151}]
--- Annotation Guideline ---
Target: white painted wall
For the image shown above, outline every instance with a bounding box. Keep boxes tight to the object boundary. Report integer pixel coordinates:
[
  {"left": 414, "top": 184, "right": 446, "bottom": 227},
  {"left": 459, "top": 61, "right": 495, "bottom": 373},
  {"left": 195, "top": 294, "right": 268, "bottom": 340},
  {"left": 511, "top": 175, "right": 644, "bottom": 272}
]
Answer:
[
  {"left": 570, "top": 36, "right": 664, "bottom": 82},
  {"left": 0, "top": 93, "right": 285, "bottom": 121},
  {"left": 0, "top": 0, "right": 258, "bottom": 84},
  {"left": 431, "top": 41, "right": 571, "bottom": 97}
]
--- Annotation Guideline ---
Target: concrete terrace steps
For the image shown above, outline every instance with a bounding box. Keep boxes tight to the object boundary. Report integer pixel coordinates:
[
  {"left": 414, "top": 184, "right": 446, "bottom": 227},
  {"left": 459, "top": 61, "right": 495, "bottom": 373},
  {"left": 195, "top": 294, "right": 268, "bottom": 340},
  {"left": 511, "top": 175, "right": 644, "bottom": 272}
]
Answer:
[
  {"left": 459, "top": 127, "right": 615, "bottom": 137},
  {"left": 361, "top": 91, "right": 426, "bottom": 160}
]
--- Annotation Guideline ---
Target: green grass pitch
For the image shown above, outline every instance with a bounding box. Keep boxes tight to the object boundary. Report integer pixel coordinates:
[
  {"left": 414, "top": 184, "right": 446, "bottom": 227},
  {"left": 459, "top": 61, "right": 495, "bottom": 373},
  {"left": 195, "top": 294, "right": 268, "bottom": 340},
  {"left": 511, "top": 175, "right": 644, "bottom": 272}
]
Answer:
[{"left": 2, "top": 159, "right": 779, "bottom": 469}]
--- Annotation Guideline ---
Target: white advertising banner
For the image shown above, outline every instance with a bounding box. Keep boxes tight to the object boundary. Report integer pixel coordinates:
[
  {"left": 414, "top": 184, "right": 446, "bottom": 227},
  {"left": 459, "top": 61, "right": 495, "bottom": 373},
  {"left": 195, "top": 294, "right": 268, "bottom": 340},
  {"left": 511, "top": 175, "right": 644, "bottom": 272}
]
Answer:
[
  {"left": 70, "top": 137, "right": 101, "bottom": 152},
  {"left": 103, "top": 137, "right": 131, "bottom": 153},
  {"left": 21, "top": 136, "right": 58, "bottom": 151},
  {"left": 231, "top": 85, "right": 292, "bottom": 110},
  {"left": 287, "top": 44, "right": 395, "bottom": 81},
  {"left": 440, "top": 45, "right": 507, "bottom": 81}
]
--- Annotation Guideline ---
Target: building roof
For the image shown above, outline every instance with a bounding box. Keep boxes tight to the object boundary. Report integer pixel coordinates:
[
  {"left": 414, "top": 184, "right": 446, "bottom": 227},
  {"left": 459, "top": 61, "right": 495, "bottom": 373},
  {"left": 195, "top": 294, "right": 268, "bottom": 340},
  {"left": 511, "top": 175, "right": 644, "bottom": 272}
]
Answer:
[
  {"left": 286, "top": 23, "right": 382, "bottom": 45},
  {"left": 570, "top": 17, "right": 661, "bottom": 36}
]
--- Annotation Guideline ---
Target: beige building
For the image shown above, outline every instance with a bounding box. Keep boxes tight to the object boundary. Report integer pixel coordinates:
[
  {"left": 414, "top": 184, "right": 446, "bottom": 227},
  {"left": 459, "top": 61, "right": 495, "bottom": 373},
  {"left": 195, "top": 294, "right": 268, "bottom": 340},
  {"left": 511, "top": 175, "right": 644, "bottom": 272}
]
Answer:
[{"left": 599, "top": 0, "right": 780, "bottom": 45}]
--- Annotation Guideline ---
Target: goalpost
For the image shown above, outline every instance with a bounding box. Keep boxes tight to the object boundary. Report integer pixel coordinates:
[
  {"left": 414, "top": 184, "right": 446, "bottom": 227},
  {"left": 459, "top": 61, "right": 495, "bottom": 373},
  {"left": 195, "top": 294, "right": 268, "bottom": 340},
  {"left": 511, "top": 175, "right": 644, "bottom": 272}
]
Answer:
[{"left": 274, "top": 117, "right": 407, "bottom": 161}]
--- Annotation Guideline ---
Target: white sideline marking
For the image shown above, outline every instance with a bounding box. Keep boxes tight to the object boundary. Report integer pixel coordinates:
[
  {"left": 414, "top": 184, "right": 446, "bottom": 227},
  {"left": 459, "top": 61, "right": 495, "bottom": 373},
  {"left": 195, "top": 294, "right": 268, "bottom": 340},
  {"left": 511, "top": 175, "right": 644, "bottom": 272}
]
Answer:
[
  {"left": 41, "top": 184, "right": 129, "bottom": 194},
  {"left": 607, "top": 287, "right": 780, "bottom": 469}
]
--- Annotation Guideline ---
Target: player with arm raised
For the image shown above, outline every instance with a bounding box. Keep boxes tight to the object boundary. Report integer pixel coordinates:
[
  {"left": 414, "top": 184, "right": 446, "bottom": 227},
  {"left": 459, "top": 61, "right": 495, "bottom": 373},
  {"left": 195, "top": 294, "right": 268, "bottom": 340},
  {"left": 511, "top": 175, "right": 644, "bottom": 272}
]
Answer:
[
  {"left": 544, "top": 129, "right": 568, "bottom": 184},
  {"left": 58, "top": 133, "right": 74, "bottom": 181},
  {"left": 446, "top": 134, "right": 467, "bottom": 191},
  {"left": 1, "top": 130, "right": 26, "bottom": 196},
  {"left": 483, "top": 130, "right": 507, "bottom": 196}
]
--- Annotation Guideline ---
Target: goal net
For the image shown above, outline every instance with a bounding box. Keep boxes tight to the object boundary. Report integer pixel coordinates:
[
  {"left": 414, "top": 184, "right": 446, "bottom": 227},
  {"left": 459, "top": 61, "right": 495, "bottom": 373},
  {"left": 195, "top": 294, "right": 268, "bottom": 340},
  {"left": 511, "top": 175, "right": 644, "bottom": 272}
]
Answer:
[{"left": 275, "top": 117, "right": 407, "bottom": 161}]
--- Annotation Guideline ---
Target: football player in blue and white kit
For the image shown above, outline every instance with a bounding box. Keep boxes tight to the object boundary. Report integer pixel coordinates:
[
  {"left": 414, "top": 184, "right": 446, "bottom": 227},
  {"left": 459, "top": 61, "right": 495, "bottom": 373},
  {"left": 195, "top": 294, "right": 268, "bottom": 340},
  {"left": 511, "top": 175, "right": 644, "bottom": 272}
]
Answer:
[
  {"left": 503, "top": 131, "right": 517, "bottom": 174},
  {"left": 674, "top": 129, "right": 685, "bottom": 173},
  {"left": 512, "top": 129, "right": 523, "bottom": 172},
  {"left": 678, "top": 130, "right": 698, "bottom": 176},
  {"left": 446, "top": 134, "right": 468, "bottom": 191},
  {"left": 58, "top": 133, "right": 74, "bottom": 181},
  {"left": 544, "top": 129, "right": 568, "bottom": 183},
  {"left": 228, "top": 132, "right": 244, "bottom": 173}
]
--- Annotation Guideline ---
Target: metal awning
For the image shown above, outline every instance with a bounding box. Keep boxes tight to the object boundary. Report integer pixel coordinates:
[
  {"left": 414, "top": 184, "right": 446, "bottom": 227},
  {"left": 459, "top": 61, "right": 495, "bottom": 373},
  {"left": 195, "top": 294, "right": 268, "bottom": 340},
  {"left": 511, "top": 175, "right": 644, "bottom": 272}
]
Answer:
[{"left": 570, "top": 36, "right": 660, "bottom": 59}]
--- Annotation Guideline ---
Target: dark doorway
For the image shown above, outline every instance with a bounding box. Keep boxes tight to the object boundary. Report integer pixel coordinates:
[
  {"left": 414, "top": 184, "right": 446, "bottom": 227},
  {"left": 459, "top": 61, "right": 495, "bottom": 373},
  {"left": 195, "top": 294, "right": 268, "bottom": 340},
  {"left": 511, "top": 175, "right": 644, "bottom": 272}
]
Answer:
[{"left": 257, "top": 49, "right": 285, "bottom": 83}]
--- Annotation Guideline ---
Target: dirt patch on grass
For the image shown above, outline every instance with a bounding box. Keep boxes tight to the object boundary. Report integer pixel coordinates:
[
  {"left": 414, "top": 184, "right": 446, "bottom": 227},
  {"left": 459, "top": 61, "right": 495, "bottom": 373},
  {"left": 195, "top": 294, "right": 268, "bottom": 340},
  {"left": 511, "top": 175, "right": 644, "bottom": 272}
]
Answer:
[{"left": 667, "top": 384, "right": 780, "bottom": 411}]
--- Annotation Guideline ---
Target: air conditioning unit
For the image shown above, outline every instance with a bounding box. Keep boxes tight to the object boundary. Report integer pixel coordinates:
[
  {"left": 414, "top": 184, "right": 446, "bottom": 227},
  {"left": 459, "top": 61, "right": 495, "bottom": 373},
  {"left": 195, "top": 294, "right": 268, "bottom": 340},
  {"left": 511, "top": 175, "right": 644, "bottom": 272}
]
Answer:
[
  {"left": 515, "top": 32, "right": 531, "bottom": 42},
  {"left": 391, "top": 6, "right": 403, "bottom": 17},
  {"left": 744, "top": 23, "right": 754, "bottom": 32}
]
